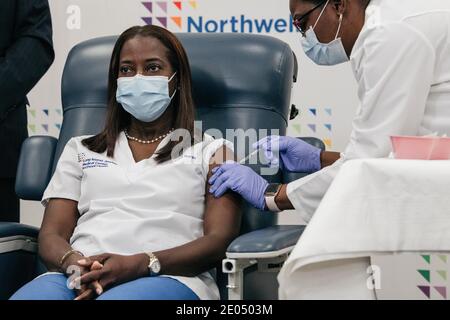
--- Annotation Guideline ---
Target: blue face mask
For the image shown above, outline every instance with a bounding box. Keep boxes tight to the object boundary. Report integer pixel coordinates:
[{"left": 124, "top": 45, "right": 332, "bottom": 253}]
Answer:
[
  {"left": 116, "top": 73, "right": 177, "bottom": 123},
  {"left": 301, "top": 0, "right": 349, "bottom": 66}
]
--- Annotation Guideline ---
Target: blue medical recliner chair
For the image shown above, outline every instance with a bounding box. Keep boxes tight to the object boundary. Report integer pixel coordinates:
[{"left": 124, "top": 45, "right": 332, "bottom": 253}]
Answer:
[{"left": 0, "top": 33, "right": 324, "bottom": 300}]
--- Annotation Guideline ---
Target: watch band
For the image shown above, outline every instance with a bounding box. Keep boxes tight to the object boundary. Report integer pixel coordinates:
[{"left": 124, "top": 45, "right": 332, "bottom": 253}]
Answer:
[
  {"left": 264, "top": 183, "right": 283, "bottom": 212},
  {"left": 265, "top": 194, "right": 282, "bottom": 212}
]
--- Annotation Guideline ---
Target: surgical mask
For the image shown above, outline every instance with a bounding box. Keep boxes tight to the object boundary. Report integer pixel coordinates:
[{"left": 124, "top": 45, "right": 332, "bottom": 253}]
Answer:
[
  {"left": 116, "top": 73, "right": 177, "bottom": 123},
  {"left": 301, "top": 0, "right": 349, "bottom": 66}
]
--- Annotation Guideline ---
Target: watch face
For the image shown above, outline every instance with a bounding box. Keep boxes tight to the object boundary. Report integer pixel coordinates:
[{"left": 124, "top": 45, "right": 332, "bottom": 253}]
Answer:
[
  {"left": 151, "top": 260, "right": 161, "bottom": 273},
  {"left": 265, "top": 183, "right": 281, "bottom": 196}
]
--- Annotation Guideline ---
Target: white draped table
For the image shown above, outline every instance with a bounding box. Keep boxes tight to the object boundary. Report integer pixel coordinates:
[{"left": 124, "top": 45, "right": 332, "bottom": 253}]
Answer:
[{"left": 278, "top": 159, "right": 450, "bottom": 300}]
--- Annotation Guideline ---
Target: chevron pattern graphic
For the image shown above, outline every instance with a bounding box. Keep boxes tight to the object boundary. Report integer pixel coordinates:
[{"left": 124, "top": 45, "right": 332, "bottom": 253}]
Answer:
[
  {"left": 141, "top": 0, "right": 198, "bottom": 29},
  {"left": 27, "top": 107, "right": 62, "bottom": 136},
  {"left": 291, "top": 106, "right": 333, "bottom": 149},
  {"left": 417, "top": 254, "right": 449, "bottom": 299}
]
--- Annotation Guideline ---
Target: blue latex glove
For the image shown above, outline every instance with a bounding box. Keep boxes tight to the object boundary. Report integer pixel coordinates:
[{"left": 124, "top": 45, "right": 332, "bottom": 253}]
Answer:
[
  {"left": 208, "top": 162, "right": 269, "bottom": 210},
  {"left": 253, "top": 136, "right": 322, "bottom": 173}
]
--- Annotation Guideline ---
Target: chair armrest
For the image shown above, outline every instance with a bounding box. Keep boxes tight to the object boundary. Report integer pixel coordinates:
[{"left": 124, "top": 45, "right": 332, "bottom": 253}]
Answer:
[
  {"left": 226, "top": 225, "right": 305, "bottom": 259},
  {"left": 15, "top": 136, "right": 57, "bottom": 201},
  {"left": 0, "top": 223, "right": 39, "bottom": 255},
  {"left": 282, "top": 171, "right": 309, "bottom": 184},
  {"left": 298, "top": 137, "right": 326, "bottom": 151},
  {"left": 0, "top": 223, "right": 39, "bottom": 239},
  {"left": 0, "top": 223, "right": 40, "bottom": 299}
]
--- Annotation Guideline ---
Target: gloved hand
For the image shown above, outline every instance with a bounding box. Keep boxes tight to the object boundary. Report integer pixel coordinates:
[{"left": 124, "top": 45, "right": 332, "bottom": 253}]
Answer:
[
  {"left": 209, "top": 162, "right": 269, "bottom": 210},
  {"left": 253, "top": 136, "right": 322, "bottom": 173}
]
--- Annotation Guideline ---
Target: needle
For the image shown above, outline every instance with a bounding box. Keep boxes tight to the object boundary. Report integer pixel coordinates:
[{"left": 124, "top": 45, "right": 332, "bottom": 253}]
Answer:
[{"left": 239, "top": 149, "right": 259, "bottom": 164}]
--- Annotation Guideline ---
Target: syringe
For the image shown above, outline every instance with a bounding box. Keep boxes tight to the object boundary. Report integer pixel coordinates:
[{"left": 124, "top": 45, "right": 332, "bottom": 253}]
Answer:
[{"left": 239, "top": 149, "right": 259, "bottom": 164}]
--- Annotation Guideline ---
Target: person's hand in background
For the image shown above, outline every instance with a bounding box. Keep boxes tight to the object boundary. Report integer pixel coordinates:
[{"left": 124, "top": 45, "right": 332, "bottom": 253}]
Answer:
[
  {"left": 253, "top": 136, "right": 322, "bottom": 173},
  {"left": 209, "top": 162, "right": 269, "bottom": 210}
]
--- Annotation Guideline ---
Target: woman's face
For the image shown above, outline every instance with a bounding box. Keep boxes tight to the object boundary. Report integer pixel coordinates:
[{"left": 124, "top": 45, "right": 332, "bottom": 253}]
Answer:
[
  {"left": 118, "top": 35, "right": 177, "bottom": 94},
  {"left": 290, "top": 0, "right": 368, "bottom": 57},
  {"left": 290, "top": 0, "right": 342, "bottom": 44}
]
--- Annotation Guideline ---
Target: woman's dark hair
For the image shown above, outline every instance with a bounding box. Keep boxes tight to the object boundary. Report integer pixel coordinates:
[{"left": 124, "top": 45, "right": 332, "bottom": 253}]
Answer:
[
  {"left": 82, "top": 25, "right": 195, "bottom": 163},
  {"left": 305, "top": 0, "right": 370, "bottom": 6}
]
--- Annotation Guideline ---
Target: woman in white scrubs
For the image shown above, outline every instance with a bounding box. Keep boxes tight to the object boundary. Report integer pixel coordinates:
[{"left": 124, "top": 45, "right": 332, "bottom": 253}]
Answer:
[
  {"left": 209, "top": 0, "right": 450, "bottom": 298},
  {"left": 11, "top": 25, "right": 241, "bottom": 300}
]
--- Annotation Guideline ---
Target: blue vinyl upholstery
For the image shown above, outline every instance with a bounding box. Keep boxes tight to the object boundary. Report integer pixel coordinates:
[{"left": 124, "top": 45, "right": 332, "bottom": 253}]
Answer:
[
  {"left": 15, "top": 136, "right": 57, "bottom": 201},
  {"left": 227, "top": 225, "right": 307, "bottom": 254}
]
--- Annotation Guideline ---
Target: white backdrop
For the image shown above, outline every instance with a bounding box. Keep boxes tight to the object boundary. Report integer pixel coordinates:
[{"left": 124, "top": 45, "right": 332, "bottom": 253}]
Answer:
[{"left": 21, "top": 0, "right": 359, "bottom": 226}]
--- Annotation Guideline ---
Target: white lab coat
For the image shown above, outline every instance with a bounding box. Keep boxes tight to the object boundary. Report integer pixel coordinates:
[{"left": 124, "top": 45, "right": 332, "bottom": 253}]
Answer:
[{"left": 287, "top": 0, "right": 450, "bottom": 223}]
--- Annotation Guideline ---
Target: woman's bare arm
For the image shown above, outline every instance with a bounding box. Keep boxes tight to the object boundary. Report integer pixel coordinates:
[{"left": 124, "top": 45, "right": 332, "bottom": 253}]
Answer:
[
  {"left": 38, "top": 199, "right": 81, "bottom": 272},
  {"left": 321, "top": 151, "right": 341, "bottom": 168}
]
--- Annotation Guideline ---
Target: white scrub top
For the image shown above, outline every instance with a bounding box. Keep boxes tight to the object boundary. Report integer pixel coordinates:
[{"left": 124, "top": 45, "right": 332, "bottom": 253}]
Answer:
[
  {"left": 287, "top": 0, "right": 450, "bottom": 222},
  {"left": 42, "top": 132, "right": 233, "bottom": 300}
]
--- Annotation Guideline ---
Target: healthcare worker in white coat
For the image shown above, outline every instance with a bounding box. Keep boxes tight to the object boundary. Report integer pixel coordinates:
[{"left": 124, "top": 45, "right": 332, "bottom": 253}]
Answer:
[{"left": 208, "top": 0, "right": 450, "bottom": 297}]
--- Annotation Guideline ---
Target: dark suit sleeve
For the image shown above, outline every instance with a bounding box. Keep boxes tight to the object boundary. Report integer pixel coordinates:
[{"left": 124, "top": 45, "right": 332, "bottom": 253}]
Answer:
[{"left": 0, "top": 0, "right": 55, "bottom": 118}]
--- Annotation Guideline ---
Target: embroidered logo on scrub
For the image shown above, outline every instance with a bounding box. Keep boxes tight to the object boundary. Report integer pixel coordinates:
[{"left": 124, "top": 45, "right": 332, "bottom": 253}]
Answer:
[
  {"left": 77, "top": 153, "right": 86, "bottom": 163},
  {"left": 78, "top": 153, "right": 117, "bottom": 169}
]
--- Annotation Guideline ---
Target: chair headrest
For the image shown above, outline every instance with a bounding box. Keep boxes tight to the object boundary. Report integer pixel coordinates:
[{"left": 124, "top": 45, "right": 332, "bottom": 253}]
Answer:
[{"left": 62, "top": 33, "right": 295, "bottom": 121}]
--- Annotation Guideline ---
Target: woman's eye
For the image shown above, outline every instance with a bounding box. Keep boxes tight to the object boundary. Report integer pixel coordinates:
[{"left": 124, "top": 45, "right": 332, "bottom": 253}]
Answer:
[
  {"left": 120, "top": 66, "right": 133, "bottom": 73},
  {"left": 301, "top": 21, "right": 307, "bottom": 31},
  {"left": 146, "top": 64, "right": 161, "bottom": 72}
]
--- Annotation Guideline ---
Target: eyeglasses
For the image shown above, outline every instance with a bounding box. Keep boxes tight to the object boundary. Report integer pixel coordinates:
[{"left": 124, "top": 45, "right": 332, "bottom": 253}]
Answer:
[{"left": 292, "top": 0, "right": 328, "bottom": 36}]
